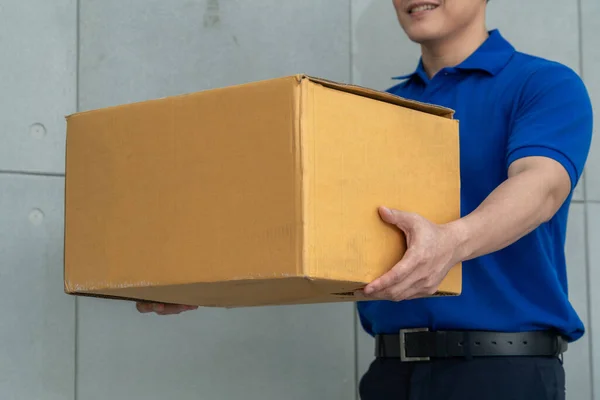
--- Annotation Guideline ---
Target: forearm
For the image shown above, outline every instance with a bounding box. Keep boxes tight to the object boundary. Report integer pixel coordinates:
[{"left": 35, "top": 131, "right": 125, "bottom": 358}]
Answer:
[{"left": 448, "top": 164, "right": 569, "bottom": 262}]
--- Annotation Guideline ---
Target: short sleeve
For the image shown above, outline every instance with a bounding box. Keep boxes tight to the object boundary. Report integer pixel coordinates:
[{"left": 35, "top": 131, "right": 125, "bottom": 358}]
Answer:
[{"left": 506, "top": 63, "right": 594, "bottom": 191}]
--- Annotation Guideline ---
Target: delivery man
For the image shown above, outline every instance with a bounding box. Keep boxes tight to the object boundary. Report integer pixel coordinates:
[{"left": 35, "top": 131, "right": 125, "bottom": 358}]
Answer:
[{"left": 137, "top": 0, "right": 594, "bottom": 398}]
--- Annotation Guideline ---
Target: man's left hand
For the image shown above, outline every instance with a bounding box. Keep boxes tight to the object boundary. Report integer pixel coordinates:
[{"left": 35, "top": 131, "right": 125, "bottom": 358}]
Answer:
[{"left": 362, "top": 206, "right": 463, "bottom": 301}]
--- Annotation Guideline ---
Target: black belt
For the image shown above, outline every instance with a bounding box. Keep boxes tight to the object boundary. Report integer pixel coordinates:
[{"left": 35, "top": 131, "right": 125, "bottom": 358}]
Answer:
[{"left": 375, "top": 329, "right": 568, "bottom": 362}]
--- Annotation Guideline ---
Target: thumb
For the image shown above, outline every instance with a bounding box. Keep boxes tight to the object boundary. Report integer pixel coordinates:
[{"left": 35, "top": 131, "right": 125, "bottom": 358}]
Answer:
[{"left": 378, "top": 206, "right": 417, "bottom": 231}]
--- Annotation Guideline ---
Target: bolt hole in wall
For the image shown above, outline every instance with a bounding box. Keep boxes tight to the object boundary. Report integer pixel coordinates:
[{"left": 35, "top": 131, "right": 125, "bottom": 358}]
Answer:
[
  {"left": 28, "top": 208, "right": 45, "bottom": 226},
  {"left": 29, "top": 123, "right": 46, "bottom": 139}
]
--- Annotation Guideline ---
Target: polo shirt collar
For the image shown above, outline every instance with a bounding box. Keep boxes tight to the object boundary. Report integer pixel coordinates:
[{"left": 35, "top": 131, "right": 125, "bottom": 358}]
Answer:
[{"left": 392, "top": 29, "right": 515, "bottom": 81}]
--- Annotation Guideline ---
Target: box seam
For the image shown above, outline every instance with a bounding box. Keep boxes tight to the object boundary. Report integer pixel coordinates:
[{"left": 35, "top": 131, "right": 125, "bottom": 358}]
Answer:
[{"left": 296, "top": 76, "right": 306, "bottom": 279}]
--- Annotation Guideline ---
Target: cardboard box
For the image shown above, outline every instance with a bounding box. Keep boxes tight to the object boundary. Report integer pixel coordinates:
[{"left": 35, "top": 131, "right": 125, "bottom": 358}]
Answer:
[{"left": 64, "top": 75, "right": 461, "bottom": 307}]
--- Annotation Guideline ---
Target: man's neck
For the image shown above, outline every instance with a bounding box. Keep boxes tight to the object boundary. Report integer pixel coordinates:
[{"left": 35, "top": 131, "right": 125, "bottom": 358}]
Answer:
[{"left": 420, "top": 24, "right": 489, "bottom": 78}]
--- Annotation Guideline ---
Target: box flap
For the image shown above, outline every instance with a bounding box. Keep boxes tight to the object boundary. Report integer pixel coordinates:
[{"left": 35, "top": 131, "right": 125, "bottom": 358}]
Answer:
[{"left": 298, "top": 74, "right": 454, "bottom": 119}]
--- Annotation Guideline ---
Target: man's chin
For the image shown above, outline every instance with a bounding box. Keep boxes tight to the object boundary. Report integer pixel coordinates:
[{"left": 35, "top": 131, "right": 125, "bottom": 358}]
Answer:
[{"left": 404, "top": 28, "right": 445, "bottom": 45}]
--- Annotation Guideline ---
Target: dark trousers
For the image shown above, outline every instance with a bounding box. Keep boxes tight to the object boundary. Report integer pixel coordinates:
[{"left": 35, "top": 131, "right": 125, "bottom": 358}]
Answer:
[{"left": 359, "top": 356, "right": 565, "bottom": 400}]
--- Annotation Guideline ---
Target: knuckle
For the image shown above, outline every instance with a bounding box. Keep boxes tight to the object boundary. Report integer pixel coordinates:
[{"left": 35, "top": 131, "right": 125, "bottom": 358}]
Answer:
[
  {"left": 407, "top": 248, "right": 425, "bottom": 264},
  {"left": 425, "top": 286, "right": 438, "bottom": 295},
  {"left": 409, "top": 213, "right": 424, "bottom": 227},
  {"left": 392, "top": 269, "right": 404, "bottom": 281},
  {"left": 423, "top": 279, "right": 438, "bottom": 295},
  {"left": 387, "top": 269, "right": 402, "bottom": 284},
  {"left": 405, "top": 211, "right": 418, "bottom": 221},
  {"left": 383, "top": 289, "right": 397, "bottom": 300},
  {"left": 424, "top": 275, "right": 436, "bottom": 286},
  {"left": 392, "top": 293, "right": 404, "bottom": 302},
  {"left": 420, "top": 252, "right": 434, "bottom": 264}
]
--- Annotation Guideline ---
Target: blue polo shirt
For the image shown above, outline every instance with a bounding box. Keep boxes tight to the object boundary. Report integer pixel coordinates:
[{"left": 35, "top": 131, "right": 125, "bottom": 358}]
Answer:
[{"left": 357, "top": 29, "right": 593, "bottom": 342}]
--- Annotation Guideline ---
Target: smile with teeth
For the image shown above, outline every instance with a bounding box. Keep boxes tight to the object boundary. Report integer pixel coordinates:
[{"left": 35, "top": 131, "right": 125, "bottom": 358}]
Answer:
[{"left": 409, "top": 4, "right": 438, "bottom": 13}]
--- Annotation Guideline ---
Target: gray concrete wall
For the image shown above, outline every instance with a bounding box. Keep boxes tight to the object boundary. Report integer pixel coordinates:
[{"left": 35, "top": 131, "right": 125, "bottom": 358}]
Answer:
[{"left": 1, "top": 1, "right": 597, "bottom": 399}]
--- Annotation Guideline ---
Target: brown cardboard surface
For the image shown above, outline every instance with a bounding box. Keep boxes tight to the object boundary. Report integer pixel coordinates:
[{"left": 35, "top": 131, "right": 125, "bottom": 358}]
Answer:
[{"left": 64, "top": 75, "right": 461, "bottom": 307}]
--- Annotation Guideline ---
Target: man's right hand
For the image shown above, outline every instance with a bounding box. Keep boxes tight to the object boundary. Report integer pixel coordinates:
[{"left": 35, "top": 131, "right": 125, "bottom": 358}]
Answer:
[{"left": 136, "top": 302, "right": 198, "bottom": 315}]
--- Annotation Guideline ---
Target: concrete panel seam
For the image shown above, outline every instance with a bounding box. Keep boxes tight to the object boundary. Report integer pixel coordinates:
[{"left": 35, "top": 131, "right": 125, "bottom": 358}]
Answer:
[
  {"left": 74, "top": 0, "right": 81, "bottom": 398},
  {"left": 580, "top": 0, "right": 595, "bottom": 394},
  {"left": 0, "top": 170, "right": 65, "bottom": 178},
  {"left": 349, "top": 0, "right": 354, "bottom": 86},
  {"left": 583, "top": 200, "right": 595, "bottom": 400}
]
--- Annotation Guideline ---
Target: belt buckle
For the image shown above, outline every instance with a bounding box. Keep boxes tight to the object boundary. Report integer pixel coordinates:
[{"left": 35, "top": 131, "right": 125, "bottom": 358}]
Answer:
[{"left": 400, "top": 327, "right": 430, "bottom": 362}]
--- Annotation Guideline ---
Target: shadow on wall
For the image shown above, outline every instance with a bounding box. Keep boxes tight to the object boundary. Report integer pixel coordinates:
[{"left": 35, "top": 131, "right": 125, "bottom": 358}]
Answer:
[{"left": 352, "top": 0, "right": 421, "bottom": 91}]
